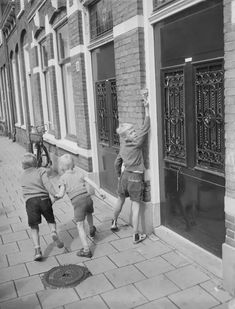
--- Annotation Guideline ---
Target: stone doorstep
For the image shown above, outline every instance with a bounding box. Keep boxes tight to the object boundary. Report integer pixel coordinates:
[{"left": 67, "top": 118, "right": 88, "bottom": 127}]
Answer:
[{"left": 154, "top": 226, "right": 222, "bottom": 279}]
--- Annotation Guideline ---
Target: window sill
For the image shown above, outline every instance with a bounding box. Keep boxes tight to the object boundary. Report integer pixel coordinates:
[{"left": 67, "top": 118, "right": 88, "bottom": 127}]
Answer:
[{"left": 56, "top": 139, "right": 91, "bottom": 157}]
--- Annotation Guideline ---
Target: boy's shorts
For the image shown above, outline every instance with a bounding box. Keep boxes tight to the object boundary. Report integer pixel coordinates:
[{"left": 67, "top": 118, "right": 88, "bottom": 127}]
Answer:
[
  {"left": 71, "top": 193, "right": 94, "bottom": 222},
  {"left": 26, "top": 196, "right": 55, "bottom": 228},
  {"left": 117, "top": 170, "right": 144, "bottom": 202}
]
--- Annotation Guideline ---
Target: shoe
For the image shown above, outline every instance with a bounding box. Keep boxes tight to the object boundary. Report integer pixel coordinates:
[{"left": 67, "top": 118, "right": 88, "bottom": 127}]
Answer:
[
  {"left": 89, "top": 226, "right": 96, "bottom": 238},
  {"left": 52, "top": 231, "right": 64, "bottom": 248},
  {"left": 133, "top": 233, "right": 147, "bottom": 244},
  {"left": 34, "top": 247, "right": 42, "bottom": 261},
  {"left": 110, "top": 219, "right": 118, "bottom": 231},
  {"left": 76, "top": 248, "right": 92, "bottom": 258}
]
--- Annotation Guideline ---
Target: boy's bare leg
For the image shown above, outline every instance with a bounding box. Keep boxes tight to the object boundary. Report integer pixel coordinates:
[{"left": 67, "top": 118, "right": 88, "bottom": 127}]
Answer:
[
  {"left": 31, "top": 226, "right": 40, "bottom": 248},
  {"left": 111, "top": 196, "right": 125, "bottom": 230},
  {"left": 48, "top": 223, "right": 64, "bottom": 248},
  {"left": 76, "top": 221, "right": 89, "bottom": 251},
  {"left": 86, "top": 212, "right": 93, "bottom": 228},
  {"left": 132, "top": 201, "right": 140, "bottom": 234},
  {"left": 132, "top": 201, "right": 146, "bottom": 244}
]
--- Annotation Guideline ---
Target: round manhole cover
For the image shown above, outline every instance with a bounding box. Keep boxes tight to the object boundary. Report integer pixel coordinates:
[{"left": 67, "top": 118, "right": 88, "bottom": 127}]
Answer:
[{"left": 42, "top": 264, "right": 91, "bottom": 288}]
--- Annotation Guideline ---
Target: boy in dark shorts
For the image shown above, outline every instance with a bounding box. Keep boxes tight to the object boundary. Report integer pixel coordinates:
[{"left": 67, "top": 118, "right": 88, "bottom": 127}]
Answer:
[
  {"left": 56, "top": 154, "right": 99, "bottom": 258},
  {"left": 110, "top": 91, "right": 150, "bottom": 244},
  {"left": 21, "top": 153, "right": 64, "bottom": 261}
]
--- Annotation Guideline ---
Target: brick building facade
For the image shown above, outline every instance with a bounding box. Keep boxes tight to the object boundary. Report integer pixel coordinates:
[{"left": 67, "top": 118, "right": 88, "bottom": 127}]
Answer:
[{"left": 1, "top": 0, "right": 235, "bottom": 294}]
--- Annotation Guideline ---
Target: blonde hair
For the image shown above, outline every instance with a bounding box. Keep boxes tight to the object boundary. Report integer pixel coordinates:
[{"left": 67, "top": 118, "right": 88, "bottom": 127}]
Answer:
[
  {"left": 22, "top": 153, "right": 37, "bottom": 169},
  {"left": 116, "top": 123, "right": 133, "bottom": 138},
  {"left": 58, "top": 154, "right": 74, "bottom": 173}
]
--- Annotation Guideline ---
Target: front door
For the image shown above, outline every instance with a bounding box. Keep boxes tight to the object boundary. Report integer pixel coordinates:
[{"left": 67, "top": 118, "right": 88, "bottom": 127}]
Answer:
[
  {"left": 91, "top": 42, "right": 119, "bottom": 195},
  {"left": 156, "top": 0, "right": 225, "bottom": 256}
]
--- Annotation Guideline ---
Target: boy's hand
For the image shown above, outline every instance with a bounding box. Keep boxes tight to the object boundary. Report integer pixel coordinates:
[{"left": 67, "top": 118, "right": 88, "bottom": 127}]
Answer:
[{"left": 140, "top": 88, "right": 149, "bottom": 108}]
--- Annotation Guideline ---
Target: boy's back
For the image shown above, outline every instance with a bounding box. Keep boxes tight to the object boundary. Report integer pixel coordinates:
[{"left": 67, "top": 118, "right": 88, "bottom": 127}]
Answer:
[
  {"left": 21, "top": 167, "right": 56, "bottom": 201},
  {"left": 60, "top": 169, "right": 87, "bottom": 200}
]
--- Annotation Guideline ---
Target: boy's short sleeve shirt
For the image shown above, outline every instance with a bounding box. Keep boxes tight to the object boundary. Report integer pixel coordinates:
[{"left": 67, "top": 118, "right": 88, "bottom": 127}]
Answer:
[{"left": 60, "top": 170, "right": 87, "bottom": 200}]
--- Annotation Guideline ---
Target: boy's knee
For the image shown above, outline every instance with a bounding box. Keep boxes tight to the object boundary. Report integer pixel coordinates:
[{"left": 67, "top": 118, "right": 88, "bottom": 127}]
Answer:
[
  {"left": 30, "top": 224, "right": 39, "bottom": 231},
  {"left": 76, "top": 221, "right": 84, "bottom": 228}
]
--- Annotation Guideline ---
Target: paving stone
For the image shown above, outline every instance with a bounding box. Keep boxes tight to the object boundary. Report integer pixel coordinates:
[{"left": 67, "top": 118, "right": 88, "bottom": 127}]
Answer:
[
  {"left": 10, "top": 222, "right": 29, "bottom": 233},
  {"left": 15, "top": 275, "right": 44, "bottom": 296},
  {"left": 102, "top": 284, "right": 147, "bottom": 309},
  {"left": 0, "top": 254, "right": 8, "bottom": 268},
  {"left": 84, "top": 256, "right": 117, "bottom": 275},
  {"left": 0, "top": 224, "right": 12, "bottom": 235},
  {"left": 56, "top": 251, "right": 90, "bottom": 264},
  {"left": 169, "top": 285, "right": 220, "bottom": 309},
  {"left": 165, "top": 265, "right": 210, "bottom": 289},
  {"left": 93, "top": 230, "right": 119, "bottom": 244},
  {"left": 7, "top": 250, "right": 35, "bottom": 266},
  {"left": 0, "top": 243, "right": 19, "bottom": 256},
  {"left": 105, "top": 265, "right": 146, "bottom": 288},
  {"left": 111, "top": 237, "right": 144, "bottom": 251},
  {"left": 136, "top": 241, "right": 172, "bottom": 259},
  {"left": 108, "top": 249, "right": 146, "bottom": 267},
  {"left": 90, "top": 242, "right": 118, "bottom": 258},
  {"left": 2, "top": 230, "right": 29, "bottom": 244},
  {"left": 200, "top": 280, "right": 232, "bottom": 303},
  {"left": 75, "top": 273, "right": 114, "bottom": 298},
  {"left": 134, "top": 274, "right": 180, "bottom": 301},
  {"left": 134, "top": 297, "right": 179, "bottom": 309},
  {"left": 0, "top": 294, "right": 41, "bottom": 309},
  {"left": 65, "top": 295, "right": 109, "bottom": 309},
  {"left": 0, "top": 281, "right": 17, "bottom": 302},
  {"left": 0, "top": 264, "right": 28, "bottom": 284},
  {"left": 37, "top": 288, "right": 79, "bottom": 309},
  {"left": 26, "top": 256, "right": 59, "bottom": 276},
  {"left": 135, "top": 256, "right": 175, "bottom": 278},
  {"left": 162, "top": 251, "right": 191, "bottom": 268}
]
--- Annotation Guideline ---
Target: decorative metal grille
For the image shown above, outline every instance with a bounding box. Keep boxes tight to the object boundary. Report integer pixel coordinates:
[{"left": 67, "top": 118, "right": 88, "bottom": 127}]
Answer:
[
  {"left": 96, "top": 81, "right": 109, "bottom": 145},
  {"left": 89, "top": 0, "right": 113, "bottom": 40},
  {"left": 163, "top": 69, "right": 186, "bottom": 163},
  {"left": 110, "top": 79, "right": 119, "bottom": 146},
  {"left": 96, "top": 79, "right": 119, "bottom": 147},
  {"left": 195, "top": 63, "right": 224, "bottom": 172}
]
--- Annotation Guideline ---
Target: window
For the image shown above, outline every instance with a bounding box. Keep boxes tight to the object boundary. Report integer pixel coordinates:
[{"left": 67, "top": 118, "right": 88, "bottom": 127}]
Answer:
[
  {"left": 89, "top": 0, "right": 113, "bottom": 40},
  {"left": 41, "top": 39, "right": 54, "bottom": 132},
  {"left": 57, "top": 23, "right": 76, "bottom": 137},
  {"left": 15, "top": 47, "right": 24, "bottom": 125}
]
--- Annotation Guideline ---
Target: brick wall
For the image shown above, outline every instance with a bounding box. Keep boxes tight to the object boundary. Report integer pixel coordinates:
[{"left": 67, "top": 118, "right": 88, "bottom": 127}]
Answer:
[
  {"left": 114, "top": 27, "right": 146, "bottom": 125},
  {"left": 112, "top": 0, "right": 143, "bottom": 26},
  {"left": 69, "top": 10, "right": 83, "bottom": 47}
]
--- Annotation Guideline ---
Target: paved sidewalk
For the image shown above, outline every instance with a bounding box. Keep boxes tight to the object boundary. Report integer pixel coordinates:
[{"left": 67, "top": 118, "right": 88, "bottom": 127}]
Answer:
[{"left": 0, "top": 136, "right": 232, "bottom": 309}]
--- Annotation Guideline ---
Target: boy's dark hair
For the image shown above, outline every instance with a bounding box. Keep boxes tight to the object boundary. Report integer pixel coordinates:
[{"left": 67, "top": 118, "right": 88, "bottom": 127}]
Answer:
[{"left": 22, "top": 153, "right": 37, "bottom": 169}]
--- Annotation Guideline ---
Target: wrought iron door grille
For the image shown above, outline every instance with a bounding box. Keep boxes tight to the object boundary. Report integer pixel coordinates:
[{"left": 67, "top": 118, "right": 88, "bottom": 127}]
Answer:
[
  {"left": 96, "top": 81, "right": 109, "bottom": 145},
  {"left": 195, "top": 62, "right": 224, "bottom": 172},
  {"left": 89, "top": 0, "right": 113, "bottom": 40},
  {"left": 110, "top": 79, "right": 119, "bottom": 147},
  {"left": 163, "top": 69, "right": 186, "bottom": 163},
  {"left": 96, "top": 79, "right": 119, "bottom": 147}
]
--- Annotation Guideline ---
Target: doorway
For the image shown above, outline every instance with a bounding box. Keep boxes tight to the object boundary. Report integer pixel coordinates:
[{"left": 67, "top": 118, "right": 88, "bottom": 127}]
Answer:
[
  {"left": 155, "top": 0, "right": 225, "bottom": 256},
  {"left": 91, "top": 42, "right": 119, "bottom": 195}
]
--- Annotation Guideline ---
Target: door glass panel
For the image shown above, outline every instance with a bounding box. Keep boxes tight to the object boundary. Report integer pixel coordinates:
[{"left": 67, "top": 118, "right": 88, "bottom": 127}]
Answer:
[
  {"left": 163, "top": 68, "right": 186, "bottom": 163},
  {"left": 195, "top": 61, "right": 224, "bottom": 172},
  {"left": 96, "top": 81, "right": 109, "bottom": 145}
]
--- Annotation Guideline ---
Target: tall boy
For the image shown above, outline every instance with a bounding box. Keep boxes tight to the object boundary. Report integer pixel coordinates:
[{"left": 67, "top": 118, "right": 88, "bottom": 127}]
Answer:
[
  {"left": 21, "top": 153, "right": 64, "bottom": 261},
  {"left": 111, "top": 91, "right": 150, "bottom": 244}
]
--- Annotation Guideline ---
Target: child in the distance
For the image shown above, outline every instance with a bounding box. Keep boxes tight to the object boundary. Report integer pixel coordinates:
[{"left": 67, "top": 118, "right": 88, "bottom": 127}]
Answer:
[{"left": 56, "top": 154, "right": 101, "bottom": 258}]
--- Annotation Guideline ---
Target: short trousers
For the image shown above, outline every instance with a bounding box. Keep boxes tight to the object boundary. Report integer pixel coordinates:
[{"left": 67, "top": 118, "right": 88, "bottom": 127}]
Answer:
[
  {"left": 117, "top": 170, "right": 144, "bottom": 202},
  {"left": 71, "top": 193, "right": 94, "bottom": 222},
  {"left": 26, "top": 196, "right": 55, "bottom": 228}
]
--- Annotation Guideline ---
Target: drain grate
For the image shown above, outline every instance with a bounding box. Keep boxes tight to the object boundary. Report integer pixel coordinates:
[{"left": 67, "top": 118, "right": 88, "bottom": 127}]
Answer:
[{"left": 42, "top": 264, "right": 91, "bottom": 288}]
